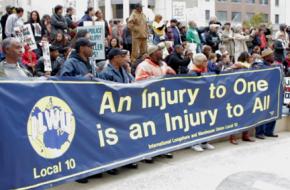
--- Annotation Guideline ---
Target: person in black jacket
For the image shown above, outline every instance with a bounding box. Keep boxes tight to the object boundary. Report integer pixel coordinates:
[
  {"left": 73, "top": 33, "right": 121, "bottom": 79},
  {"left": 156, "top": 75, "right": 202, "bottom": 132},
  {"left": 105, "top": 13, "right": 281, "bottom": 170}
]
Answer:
[
  {"left": 274, "top": 33, "right": 287, "bottom": 63},
  {"left": 0, "top": 6, "right": 12, "bottom": 40},
  {"left": 60, "top": 38, "right": 95, "bottom": 78},
  {"left": 205, "top": 24, "right": 220, "bottom": 52},
  {"left": 165, "top": 45, "right": 191, "bottom": 74}
]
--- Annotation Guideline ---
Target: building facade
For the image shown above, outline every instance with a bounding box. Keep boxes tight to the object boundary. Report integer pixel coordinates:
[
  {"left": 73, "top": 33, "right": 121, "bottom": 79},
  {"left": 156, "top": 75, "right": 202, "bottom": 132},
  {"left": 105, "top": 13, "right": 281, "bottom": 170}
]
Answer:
[
  {"left": 96, "top": 0, "right": 215, "bottom": 26},
  {"left": 0, "top": 0, "right": 215, "bottom": 26},
  {"left": 215, "top": 0, "right": 271, "bottom": 24},
  {"left": 270, "top": 0, "right": 290, "bottom": 29}
]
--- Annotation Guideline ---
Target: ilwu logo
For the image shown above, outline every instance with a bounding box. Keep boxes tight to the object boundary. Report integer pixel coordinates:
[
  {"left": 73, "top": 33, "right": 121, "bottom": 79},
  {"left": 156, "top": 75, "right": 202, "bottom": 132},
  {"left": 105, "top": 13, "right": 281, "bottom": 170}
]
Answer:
[{"left": 27, "top": 96, "right": 76, "bottom": 159}]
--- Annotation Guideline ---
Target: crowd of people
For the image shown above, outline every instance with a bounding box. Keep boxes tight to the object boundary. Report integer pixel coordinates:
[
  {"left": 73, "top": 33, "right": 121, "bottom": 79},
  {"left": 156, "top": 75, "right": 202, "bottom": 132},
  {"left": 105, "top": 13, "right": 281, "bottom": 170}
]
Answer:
[{"left": 0, "top": 3, "right": 288, "bottom": 184}]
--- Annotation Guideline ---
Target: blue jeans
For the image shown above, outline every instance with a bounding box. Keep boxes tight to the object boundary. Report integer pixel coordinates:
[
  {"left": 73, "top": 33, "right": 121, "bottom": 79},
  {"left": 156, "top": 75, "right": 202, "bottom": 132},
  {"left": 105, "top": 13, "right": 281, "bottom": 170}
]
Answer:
[{"left": 255, "top": 121, "right": 276, "bottom": 136}]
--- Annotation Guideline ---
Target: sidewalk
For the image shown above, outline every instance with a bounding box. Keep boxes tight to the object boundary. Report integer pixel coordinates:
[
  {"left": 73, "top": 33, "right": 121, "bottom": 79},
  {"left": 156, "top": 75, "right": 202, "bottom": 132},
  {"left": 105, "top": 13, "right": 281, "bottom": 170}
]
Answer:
[{"left": 51, "top": 132, "right": 290, "bottom": 190}]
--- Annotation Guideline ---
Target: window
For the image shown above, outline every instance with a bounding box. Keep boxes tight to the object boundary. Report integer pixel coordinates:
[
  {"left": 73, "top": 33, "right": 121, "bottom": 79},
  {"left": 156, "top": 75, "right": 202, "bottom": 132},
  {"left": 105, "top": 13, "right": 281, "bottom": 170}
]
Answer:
[
  {"left": 246, "top": 0, "right": 255, "bottom": 3},
  {"left": 231, "top": 0, "right": 241, "bottom": 2},
  {"left": 262, "top": 14, "right": 269, "bottom": 22},
  {"left": 259, "top": 0, "right": 268, "bottom": 5},
  {"left": 216, "top": 11, "right": 227, "bottom": 22},
  {"left": 275, "top": 14, "right": 279, "bottom": 24},
  {"left": 217, "top": 0, "right": 227, "bottom": 2},
  {"left": 205, "top": 10, "right": 210, "bottom": 21},
  {"left": 246, "top": 12, "right": 255, "bottom": 20},
  {"left": 275, "top": 0, "right": 279, "bottom": 6},
  {"left": 231, "top": 12, "right": 241, "bottom": 22}
]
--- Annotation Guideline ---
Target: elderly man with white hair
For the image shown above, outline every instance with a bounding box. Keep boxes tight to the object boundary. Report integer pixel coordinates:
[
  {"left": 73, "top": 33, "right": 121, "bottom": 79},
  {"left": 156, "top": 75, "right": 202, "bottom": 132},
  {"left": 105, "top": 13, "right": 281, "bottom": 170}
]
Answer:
[
  {"left": 188, "top": 53, "right": 216, "bottom": 152},
  {"left": 188, "top": 53, "right": 208, "bottom": 75},
  {"left": 0, "top": 37, "right": 30, "bottom": 78}
]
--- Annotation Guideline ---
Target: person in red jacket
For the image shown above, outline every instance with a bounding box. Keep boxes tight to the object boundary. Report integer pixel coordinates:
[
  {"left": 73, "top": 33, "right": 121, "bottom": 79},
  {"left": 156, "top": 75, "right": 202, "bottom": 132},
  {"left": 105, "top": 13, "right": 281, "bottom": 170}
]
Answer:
[{"left": 21, "top": 44, "right": 37, "bottom": 75}]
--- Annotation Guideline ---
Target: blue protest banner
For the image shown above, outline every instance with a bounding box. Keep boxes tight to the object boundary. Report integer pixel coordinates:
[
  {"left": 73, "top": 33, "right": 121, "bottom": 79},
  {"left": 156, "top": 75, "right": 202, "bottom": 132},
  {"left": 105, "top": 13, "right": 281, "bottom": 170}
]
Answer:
[{"left": 0, "top": 67, "right": 283, "bottom": 190}]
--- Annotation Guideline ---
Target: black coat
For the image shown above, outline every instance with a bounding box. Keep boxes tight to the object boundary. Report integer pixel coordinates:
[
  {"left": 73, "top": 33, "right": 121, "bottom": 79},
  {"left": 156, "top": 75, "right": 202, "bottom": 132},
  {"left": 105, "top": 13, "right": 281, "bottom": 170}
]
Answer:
[
  {"left": 205, "top": 31, "right": 220, "bottom": 52},
  {"left": 165, "top": 52, "right": 190, "bottom": 74},
  {"left": 0, "top": 13, "right": 9, "bottom": 39},
  {"left": 273, "top": 40, "right": 285, "bottom": 63}
]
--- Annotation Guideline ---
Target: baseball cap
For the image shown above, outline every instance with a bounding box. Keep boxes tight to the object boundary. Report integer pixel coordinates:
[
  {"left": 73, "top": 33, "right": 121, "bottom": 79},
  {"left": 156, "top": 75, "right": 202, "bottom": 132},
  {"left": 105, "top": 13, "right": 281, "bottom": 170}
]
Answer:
[
  {"left": 107, "top": 48, "right": 128, "bottom": 60},
  {"left": 75, "top": 38, "right": 96, "bottom": 49}
]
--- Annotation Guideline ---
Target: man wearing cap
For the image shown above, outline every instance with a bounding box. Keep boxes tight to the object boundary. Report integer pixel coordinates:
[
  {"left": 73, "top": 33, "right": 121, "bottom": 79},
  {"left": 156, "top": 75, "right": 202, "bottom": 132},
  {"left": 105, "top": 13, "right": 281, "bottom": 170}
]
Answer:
[
  {"left": 60, "top": 37, "right": 95, "bottom": 78},
  {"left": 99, "top": 48, "right": 134, "bottom": 83},
  {"left": 252, "top": 48, "right": 279, "bottom": 139},
  {"left": 135, "top": 44, "right": 175, "bottom": 163},
  {"left": 128, "top": 3, "right": 148, "bottom": 64},
  {"left": 36, "top": 45, "right": 64, "bottom": 77},
  {"left": 99, "top": 48, "right": 137, "bottom": 174},
  {"left": 135, "top": 45, "right": 176, "bottom": 81}
]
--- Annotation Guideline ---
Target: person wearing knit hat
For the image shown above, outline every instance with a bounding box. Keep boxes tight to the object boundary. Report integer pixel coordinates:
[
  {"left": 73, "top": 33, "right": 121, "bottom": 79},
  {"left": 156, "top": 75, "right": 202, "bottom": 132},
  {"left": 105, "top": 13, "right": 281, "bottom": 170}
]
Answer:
[
  {"left": 147, "top": 44, "right": 160, "bottom": 55},
  {"left": 135, "top": 44, "right": 175, "bottom": 163},
  {"left": 135, "top": 44, "right": 175, "bottom": 81}
]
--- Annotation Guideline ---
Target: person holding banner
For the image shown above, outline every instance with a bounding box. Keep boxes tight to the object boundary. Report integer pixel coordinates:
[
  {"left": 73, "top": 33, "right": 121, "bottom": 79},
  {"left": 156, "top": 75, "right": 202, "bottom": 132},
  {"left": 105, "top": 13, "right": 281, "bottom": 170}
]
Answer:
[
  {"left": 5, "top": 7, "right": 24, "bottom": 38},
  {"left": 253, "top": 48, "right": 279, "bottom": 139},
  {"left": 188, "top": 53, "right": 215, "bottom": 152},
  {"left": 100, "top": 48, "right": 134, "bottom": 83},
  {"left": 135, "top": 45, "right": 176, "bottom": 81},
  {"left": 99, "top": 48, "right": 137, "bottom": 172},
  {"left": 60, "top": 38, "right": 95, "bottom": 78},
  {"left": 128, "top": 3, "right": 148, "bottom": 64},
  {"left": 135, "top": 44, "right": 176, "bottom": 162}
]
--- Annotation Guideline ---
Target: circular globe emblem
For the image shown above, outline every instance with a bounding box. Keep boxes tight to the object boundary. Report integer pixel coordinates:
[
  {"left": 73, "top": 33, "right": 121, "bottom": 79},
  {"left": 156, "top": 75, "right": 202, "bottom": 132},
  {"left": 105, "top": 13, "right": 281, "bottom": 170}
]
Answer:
[{"left": 27, "top": 96, "right": 76, "bottom": 159}]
